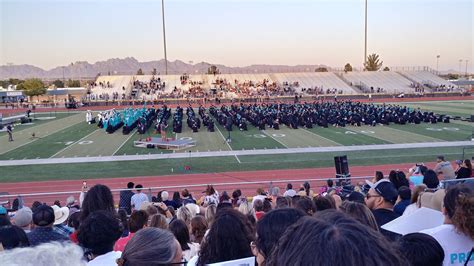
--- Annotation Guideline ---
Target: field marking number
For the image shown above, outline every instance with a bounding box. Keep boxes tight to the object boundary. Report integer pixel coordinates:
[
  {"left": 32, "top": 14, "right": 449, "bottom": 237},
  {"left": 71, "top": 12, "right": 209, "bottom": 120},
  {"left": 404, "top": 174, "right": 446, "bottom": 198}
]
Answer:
[
  {"left": 426, "top": 127, "right": 459, "bottom": 132},
  {"left": 253, "top": 134, "right": 286, "bottom": 138}
]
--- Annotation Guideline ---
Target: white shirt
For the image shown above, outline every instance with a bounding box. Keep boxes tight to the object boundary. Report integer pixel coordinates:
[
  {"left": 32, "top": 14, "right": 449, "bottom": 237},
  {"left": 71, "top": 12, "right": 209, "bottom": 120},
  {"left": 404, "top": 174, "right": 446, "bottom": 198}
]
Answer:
[
  {"left": 402, "top": 203, "right": 419, "bottom": 216},
  {"left": 131, "top": 192, "right": 149, "bottom": 211},
  {"left": 203, "top": 191, "right": 219, "bottom": 206},
  {"left": 188, "top": 255, "right": 198, "bottom": 266},
  {"left": 183, "top": 242, "right": 200, "bottom": 261},
  {"left": 421, "top": 224, "right": 474, "bottom": 266},
  {"left": 88, "top": 251, "right": 122, "bottom": 266},
  {"left": 283, "top": 189, "right": 296, "bottom": 197}
]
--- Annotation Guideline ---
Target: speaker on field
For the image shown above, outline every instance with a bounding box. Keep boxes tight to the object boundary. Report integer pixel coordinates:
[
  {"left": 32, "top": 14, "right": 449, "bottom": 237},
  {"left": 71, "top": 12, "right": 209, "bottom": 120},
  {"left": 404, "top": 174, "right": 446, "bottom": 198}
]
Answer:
[
  {"left": 334, "top": 155, "right": 350, "bottom": 186},
  {"left": 334, "top": 155, "right": 350, "bottom": 175}
]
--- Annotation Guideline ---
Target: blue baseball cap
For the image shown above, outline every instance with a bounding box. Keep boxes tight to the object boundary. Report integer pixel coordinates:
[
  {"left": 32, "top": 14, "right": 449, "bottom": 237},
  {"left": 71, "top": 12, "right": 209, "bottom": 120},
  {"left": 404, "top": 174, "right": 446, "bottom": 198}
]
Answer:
[{"left": 0, "top": 206, "right": 7, "bottom": 215}]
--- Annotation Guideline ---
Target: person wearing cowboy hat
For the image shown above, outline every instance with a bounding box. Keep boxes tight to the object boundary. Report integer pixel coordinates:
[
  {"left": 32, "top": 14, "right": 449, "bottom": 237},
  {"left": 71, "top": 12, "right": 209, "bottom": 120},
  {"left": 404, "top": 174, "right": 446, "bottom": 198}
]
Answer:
[{"left": 51, "top": 205, "right": 73, "bottom": 238}]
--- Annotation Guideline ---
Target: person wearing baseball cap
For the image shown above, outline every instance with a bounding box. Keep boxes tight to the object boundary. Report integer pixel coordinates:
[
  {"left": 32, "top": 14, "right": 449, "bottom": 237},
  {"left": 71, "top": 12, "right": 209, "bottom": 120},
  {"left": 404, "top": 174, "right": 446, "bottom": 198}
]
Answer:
[
  {"left": 27, "top": 204, "right": 69, "bottom": 246},
  {"left": 13, "top": 207, "right": 33, "bottom": 233},
  {"left": 365, "top": 179, "right": 400, "bottom": 241},
  {"left": 0, "top": 206, "right": 10, "bottom": 226}
]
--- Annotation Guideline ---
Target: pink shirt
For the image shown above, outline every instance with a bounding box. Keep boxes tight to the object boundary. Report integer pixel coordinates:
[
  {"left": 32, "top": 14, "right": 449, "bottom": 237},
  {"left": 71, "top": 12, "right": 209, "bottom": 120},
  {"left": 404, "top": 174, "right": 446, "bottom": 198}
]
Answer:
[{"left": 114, "top": 233, "right": 134, "bottom": 252}]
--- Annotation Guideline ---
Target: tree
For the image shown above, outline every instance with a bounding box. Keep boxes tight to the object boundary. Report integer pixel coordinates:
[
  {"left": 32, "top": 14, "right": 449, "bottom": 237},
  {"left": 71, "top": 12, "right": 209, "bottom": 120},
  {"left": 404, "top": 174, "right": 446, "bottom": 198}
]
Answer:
[
  {"left": 152, "top": 68, "right": 157, "bottom": 75},
  {"left": 207, "top": 65, "right": 220, "bottom": 75},
  {"left": 364, "top": 53, "right": 383, "bottom": 71},
  {"left": 8, "top": 78, "right": 23, "bottom": 85},
  {"left": 383, "top": 66, "right": 390, "bottom": 71},
  {"left": 344, "top": 63, "right": 353, "bottom": 72},
  {"left": 315, "top": 67, "right": 328, "bottom": 72},
  {"left": 137, "top": 68, "right": 144, "bottom": 75},
  {"left": 52, "top": 79, "right": 64, "bottom": 88},
  {"left": 447, "top": 73, "right": 459, "bottom": 80},
  {"left": 16, "top": 83, "right": 25, "bottom": 91},
  {"left": 21, "top": 79, "right": 46, "bottom": 100},
  {"left": 66, "top": 79, "right": 81, "bottom": 87},
  {"left": 0, "top": 80, "right": 9, "bottom": 88}
]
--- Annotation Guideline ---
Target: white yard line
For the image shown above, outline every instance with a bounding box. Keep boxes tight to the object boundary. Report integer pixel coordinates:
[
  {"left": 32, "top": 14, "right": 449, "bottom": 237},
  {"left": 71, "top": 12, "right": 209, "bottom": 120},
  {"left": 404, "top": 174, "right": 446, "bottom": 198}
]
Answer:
[
  {"left": 1, "top": 138, "right": 39, "bottom": 155},
  {"left": 215, "top": 126, "right": 241, "bottom": 164},
  {"left": 300, "top": 128, "right": 342, "bottom": 146},
  {"left": 50, "top": 129, "right": 100, "bottom": 158},
  {"left": 262, "top": 130, "right": 289, "bottom": 148},
  {"left": 112, "top": 131, "right": 136, "bottom": 156},
  {"left": 0, "top": 114, "right": 84, "bottom": 155}
]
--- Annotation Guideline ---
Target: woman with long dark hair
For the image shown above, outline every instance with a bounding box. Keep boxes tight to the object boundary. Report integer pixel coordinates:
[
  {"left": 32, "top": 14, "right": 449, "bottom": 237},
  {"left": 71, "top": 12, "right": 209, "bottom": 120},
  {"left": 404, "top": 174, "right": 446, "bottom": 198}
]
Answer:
[
  {"left": 80, "top": 184, "right": 115, "bottom": 221},
  {"left": 190, "top": 208, "right": 254, "bottom": 265},
  {"left": 455, "top": 159, "right": 473, "bottom": 179},
  {"left": 169, "top": 219, "right": 200, "bottom": 261}
]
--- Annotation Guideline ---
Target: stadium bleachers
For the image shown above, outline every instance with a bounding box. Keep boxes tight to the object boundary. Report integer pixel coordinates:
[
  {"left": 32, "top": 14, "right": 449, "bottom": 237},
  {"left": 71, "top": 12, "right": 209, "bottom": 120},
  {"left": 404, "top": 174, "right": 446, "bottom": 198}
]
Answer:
[
  {"left": 398, "top": 71, "right": 459, "bottom": 90},
  {"left": 342, "top": 71, "right": 413, "bottom": 94},
  {"left": 89, "top": 70, "right": 459, "bottom": 100},
  {"left": 91, "top": 75, "right": 133, "bottom": 99}
]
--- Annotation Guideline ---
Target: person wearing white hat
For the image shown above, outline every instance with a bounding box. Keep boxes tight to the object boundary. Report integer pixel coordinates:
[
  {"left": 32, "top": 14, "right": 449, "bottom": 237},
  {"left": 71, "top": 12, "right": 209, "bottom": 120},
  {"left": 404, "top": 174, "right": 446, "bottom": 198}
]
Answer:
[{"left": 51, "top": 205, "right": 73, "bottom": 238}]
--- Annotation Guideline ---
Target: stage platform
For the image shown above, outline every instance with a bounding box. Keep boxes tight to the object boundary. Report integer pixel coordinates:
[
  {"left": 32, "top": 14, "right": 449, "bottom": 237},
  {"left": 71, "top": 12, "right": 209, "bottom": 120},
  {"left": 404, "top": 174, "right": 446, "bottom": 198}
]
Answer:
[
  {"left": 0, "top": 114, "right": 27, "bottom": 127},
  {"left": 133, "top": 137, "right": 196, "bottom": 150}
]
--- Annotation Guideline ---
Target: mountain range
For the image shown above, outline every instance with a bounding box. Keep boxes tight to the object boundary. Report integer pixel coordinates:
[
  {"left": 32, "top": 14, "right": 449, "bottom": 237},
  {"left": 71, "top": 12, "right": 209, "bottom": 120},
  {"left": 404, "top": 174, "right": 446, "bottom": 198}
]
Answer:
[{"left": 0, "top": 57, "right": 329, "bottom": 80}]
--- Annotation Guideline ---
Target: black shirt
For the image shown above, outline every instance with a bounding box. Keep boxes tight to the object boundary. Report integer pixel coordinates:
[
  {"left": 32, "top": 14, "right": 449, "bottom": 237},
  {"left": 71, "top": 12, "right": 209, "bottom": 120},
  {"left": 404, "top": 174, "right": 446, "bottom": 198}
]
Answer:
[
  {"left": 372, "top": 208, "right": 401, "bottom": 242},
  {"left": 456, "top": 167, "right": 472, "bottom": 179},
  {"left": 119, "top": 190, "right": 134, "bottom": 214}
]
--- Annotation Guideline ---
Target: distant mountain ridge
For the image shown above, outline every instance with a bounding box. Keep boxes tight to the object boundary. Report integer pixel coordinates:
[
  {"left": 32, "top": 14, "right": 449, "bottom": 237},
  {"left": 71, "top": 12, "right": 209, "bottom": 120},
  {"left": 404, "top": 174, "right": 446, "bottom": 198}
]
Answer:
[{"left": 0, "top": 57, "right": 329, "bottom": 79}]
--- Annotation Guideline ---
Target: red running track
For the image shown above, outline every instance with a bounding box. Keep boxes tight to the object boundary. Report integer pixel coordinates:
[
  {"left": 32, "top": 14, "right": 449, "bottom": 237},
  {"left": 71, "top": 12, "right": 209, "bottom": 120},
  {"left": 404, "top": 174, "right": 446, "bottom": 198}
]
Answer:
[{"left": 0, "top": 162, "right": 438, "bottom": 206}]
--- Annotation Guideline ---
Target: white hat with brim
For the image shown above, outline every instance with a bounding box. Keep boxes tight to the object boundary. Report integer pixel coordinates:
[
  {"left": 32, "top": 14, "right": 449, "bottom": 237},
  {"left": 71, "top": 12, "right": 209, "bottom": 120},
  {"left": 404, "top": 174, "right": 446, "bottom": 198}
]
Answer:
[{"left": 51, "top": 205, "right": 70, "bottom": 225}]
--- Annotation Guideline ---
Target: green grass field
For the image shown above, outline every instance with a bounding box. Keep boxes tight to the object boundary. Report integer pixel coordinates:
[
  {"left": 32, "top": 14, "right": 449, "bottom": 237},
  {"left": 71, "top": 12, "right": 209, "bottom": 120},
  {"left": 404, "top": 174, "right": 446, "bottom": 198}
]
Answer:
[{"left": 1, "top": 100, "right": 473, "bottom": 182}]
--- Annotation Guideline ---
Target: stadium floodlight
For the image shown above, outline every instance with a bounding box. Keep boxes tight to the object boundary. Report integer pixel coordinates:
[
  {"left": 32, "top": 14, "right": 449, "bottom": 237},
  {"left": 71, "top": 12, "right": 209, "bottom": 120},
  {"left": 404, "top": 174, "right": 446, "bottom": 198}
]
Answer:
[
  {"left": 162, "top": 0, "right": 168, "bottom": 75},
  {"left": 436, "top": 55, "right": 440, "bottom": 74},
  {"left": 465, "top": 60, "right": 469, "bottom": 78},
  {"left": 364, "top": 0, "right": 368, "bottom": 67}
]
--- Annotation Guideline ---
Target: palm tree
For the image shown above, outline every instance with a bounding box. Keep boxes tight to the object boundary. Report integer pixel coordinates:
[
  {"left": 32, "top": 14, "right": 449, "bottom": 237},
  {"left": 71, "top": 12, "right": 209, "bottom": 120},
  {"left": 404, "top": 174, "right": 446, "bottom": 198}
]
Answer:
[
  {"left": 344, "top": 63, "right": 353, "bottom": 72},
  {"left": 364, "top": 53, "right": 383, "bottom": 71}
]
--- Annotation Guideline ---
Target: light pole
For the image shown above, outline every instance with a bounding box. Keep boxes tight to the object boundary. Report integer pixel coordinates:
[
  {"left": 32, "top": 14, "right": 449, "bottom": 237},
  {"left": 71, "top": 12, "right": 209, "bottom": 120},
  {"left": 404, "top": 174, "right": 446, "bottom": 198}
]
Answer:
[
  {"left": 364, "top": 0, "right": 368, "bottom": 68},
  {"left": 161, "top": 0, "right": 168, "bottom": 75},
  {"left": 436, "top": 55, "right": 440, "bottom": 74},
  {"left": 465, "top": 60, "right": 469, "bottom": 78},
  {"left": 459, "top": 59, "right": 463, "bottom": 75}
]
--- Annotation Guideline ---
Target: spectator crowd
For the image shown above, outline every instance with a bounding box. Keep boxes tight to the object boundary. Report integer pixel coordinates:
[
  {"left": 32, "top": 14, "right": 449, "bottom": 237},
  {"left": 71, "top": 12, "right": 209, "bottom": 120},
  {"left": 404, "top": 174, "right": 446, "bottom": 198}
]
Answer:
[{"left": 0, "top": 157, "right": 473, "bottom": 266}]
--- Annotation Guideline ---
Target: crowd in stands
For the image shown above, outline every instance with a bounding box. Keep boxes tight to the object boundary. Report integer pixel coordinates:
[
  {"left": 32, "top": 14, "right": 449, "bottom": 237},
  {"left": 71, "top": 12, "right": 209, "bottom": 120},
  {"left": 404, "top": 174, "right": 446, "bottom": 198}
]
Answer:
[
  {"left": 431, "top": 84, "right": 458, "bottom": 92},
  {"left": 131, "top": 76, "right": 166, "bottom": 98},
  {"left": 410, "top": 82, "right": 425, "bottom": 93},
  {"left": 211, "top": 78, "right": 297, "bottom": 98},
  {"left": 0, "top": 155, "right": 473, "bottom": 265},
  {"left": 303, "top": 87, "right": 343, "bottom": 95}
]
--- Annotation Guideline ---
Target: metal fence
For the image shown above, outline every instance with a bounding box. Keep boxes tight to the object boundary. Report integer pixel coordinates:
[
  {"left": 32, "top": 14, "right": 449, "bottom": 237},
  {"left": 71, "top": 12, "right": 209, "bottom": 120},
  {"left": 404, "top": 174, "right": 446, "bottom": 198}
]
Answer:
[{"left": 1, "top": 176, "right": 472, "bottom": 209}]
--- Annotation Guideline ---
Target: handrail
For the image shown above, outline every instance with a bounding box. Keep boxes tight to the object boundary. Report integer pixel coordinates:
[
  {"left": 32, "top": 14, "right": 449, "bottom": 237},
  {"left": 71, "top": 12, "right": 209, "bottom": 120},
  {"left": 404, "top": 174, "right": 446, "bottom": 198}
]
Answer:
[
  {"left": 0, "top": 176, "right": 370, "bottom": 199},
  {"left": 1, "top": 176, "right": 471, "bottom": 199}
]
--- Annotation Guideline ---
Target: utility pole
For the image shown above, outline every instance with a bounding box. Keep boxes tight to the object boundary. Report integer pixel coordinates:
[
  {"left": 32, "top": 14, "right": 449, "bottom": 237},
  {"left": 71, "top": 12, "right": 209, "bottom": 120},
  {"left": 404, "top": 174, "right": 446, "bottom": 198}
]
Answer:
[
  {"left": 436, "top": 55, "right": 440, "bottom": 74},
  {"left": 465, "top": 60, "right": 469, "bottom": 78},
  {"left": 459, "top": 59, "right": 463, "bottom": 75},
  {"left": 364, "top": 0, "right": 368, "bottom": 69},
  {"left": 161, "top": 0, "right": 168, "bottom": 75}
]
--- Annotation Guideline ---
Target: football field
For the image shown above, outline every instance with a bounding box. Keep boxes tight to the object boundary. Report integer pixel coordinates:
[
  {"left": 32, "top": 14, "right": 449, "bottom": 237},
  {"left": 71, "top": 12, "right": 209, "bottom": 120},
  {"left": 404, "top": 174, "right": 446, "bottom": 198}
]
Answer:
[{"left": 0, "top": 100, "right": 473, "bottom": 182}]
